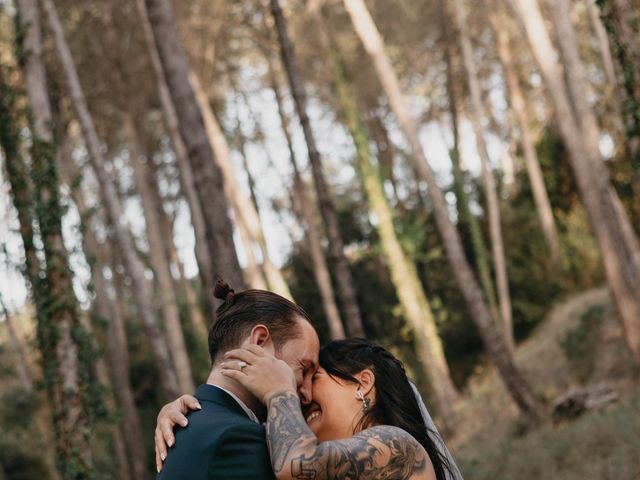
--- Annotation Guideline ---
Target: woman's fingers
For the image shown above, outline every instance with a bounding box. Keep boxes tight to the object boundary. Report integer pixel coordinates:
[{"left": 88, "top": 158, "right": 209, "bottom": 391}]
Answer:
[
  {"left": 155, "top": 431, "right": 164, "bottom": 473},
  {"left": 220, "top": 368, "right": 246, "bottom": 384},
  {"left": 179, "top": 394, "right": 202, "bottom": 412},
  {"left": 224, "top": 347, "right": 259, "bottom": 364},
  {"left": 153, "top": 394, "right": 202, "bottom": 472}
]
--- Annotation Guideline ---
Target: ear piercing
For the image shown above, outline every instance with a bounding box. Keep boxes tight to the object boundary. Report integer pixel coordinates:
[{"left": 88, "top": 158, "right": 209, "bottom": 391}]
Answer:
[{"left": 356, "top": 389, "right": 370, "bottom": 411}]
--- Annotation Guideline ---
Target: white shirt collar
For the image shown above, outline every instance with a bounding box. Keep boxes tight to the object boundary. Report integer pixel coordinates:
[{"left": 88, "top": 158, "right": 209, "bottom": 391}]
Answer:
[{"left": 211, "top": 384, "right": 260, "bottom": 424}]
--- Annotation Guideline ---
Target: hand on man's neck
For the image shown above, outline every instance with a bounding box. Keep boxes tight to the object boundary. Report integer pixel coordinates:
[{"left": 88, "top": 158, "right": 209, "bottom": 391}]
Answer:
[{"left": 207, "top": 367, "right": 267, "bottom": 422}]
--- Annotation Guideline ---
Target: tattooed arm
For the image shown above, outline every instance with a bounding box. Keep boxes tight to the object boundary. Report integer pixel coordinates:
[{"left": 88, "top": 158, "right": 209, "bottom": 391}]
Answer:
[{"left": 266, "top": 391, "right": 433, "bottom": 480}]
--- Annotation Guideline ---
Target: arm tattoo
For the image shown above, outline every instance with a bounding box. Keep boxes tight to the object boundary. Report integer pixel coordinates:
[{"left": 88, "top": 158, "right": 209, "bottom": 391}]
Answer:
[{"left": 266, "top": 392, "right": 428, "bottom": 480}]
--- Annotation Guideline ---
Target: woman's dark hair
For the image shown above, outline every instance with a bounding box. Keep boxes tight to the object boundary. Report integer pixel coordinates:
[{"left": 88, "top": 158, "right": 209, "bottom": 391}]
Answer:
[
  {"left": 208, "top": 278, "right": 314, "bottom": 364},
  {"left": 319, "top": 338, "right": 453, "bottom": 480}
]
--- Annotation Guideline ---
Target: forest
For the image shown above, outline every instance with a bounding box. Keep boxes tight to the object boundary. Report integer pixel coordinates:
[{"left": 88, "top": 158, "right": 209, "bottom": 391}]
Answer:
[{"left": 0, "top": 0, "right": 639, "bottom": 478}]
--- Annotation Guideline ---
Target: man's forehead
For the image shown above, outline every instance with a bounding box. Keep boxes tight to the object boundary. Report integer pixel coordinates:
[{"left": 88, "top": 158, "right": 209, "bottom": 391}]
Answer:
[{"left": 292, "top": 320, "right": 320, "bottom": 362}]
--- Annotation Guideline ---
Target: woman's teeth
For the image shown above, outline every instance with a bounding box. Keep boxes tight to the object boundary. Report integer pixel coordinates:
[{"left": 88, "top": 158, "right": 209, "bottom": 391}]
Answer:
[{"left": 306, "top": 411, "right": 320, "bottom": 423}]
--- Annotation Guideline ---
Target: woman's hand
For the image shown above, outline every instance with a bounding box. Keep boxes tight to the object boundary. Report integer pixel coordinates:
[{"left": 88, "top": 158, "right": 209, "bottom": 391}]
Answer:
[
  {"left": 154, "top": 394, "right": 201, "bottom": 472},
  {"left": 221, "top": 344, "right": 297, "bottom": 404}
]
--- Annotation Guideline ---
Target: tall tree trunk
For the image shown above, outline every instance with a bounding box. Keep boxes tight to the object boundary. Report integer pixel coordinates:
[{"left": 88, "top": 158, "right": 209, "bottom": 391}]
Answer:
[
  {"left": 41, "top": 0, "right": 181, "bottom": 398},
  {"left": 586, "top": 0, "right": 618, "bottom": 88},
  {"left": 595, "top": 0, "right": 640, "bottom": 212},
  {"left": 145, "top": 153, "right": 210, "bottom": 342},
  {"left": 443, "top": 37, "right": 501, "bottom": 325},
  {"left": 489, "top": 8, "right": 563, "bottom": 263},
  {"left": 124, "top": 114, "right": 195, "bottom": 393},
  {"left": 452, "top": 0, "right": 515, "bottom": 349},
  {"left": 268, "top": 58, "right": 346, "bottom": 340},
  {"left": 142, "top": 0, "right": 244, "bottom": 291},
  {"left": 189, "top": 73, "right": 292, "bottom": 298},
  {"left": 58, "top": 143, "right": 149, "bottom": 480},
  {"left": 509, "top": 0, "right": 640, "bottom": 359},
  {"left": 0, "top": 64, "right": 61, "bottom": 480},
  {"left": 14, "top": 0, "right": 95, "bottom": 474},
  {"left": 270, "top": 0, "right": 365, "bottom": 336},
  {"left": 314, "top": 7, "right": 460, "bottom": 425},
  {"left": 341, "top": 0, "right": 542, "bottom": 416},
  {"left": 133, "top": 0, "right": 217, "bottom": 319},
  {"left": 225, "top": 74, "right": 295, "bottom": 299},
  {"left": 365, "top": 115, "right": 408, "bottom": 213}
]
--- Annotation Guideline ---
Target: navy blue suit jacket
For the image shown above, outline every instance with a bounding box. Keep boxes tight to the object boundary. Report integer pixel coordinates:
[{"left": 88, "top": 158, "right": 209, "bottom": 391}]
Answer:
[{"left": 157, "top": 384, "right": 275, "bottom": 480}]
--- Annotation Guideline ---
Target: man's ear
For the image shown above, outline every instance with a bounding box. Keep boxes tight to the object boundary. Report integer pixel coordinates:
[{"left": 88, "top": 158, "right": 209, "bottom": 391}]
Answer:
[
  {"left": 355, "top": 369, "right": 375, "bottom": 397},
  {"left": 247, "top": 324, "right": 275, "bottom": 353}
]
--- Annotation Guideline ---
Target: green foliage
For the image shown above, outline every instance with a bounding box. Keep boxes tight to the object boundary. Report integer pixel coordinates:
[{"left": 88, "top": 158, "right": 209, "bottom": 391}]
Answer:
[
  {"left": 0, "top": 387, "right": 39, "bottom": 431},
  {"left": 0, "top": 437, "right": 52, "bottom": 480},
  {"left": 559, "top": 306, "right": 606, "bottom": 384}
]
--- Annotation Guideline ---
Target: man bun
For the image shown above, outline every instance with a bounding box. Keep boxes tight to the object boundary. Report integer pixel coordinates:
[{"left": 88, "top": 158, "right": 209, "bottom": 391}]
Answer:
[{"left": 214, "top": 278, "right": 235, "bottom": 308}]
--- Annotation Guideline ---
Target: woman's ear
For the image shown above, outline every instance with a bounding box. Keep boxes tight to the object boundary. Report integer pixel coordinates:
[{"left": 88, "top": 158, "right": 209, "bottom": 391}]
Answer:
[
  {"left": 355, "top": 369, "right": 375, "bottom": 398},
  {"left": 247, "top": 324, "right": 275, "bottom": 354}
]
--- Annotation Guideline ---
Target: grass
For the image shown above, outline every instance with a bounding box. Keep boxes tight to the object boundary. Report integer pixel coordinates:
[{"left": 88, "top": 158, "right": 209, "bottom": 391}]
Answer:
[{"left": 449, "top": 287, "right": 640, "bottom": 480}]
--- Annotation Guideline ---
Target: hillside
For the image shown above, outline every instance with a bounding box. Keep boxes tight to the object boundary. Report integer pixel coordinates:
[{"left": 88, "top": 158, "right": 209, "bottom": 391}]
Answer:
[{"left": 451, "top": 287, "right": 640, "bottom": 479}]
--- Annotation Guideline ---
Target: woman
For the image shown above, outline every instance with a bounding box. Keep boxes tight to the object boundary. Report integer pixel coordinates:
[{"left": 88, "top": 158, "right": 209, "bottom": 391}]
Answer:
[{"left": 157, "top": 338, "right": 456, "bottom": 480}]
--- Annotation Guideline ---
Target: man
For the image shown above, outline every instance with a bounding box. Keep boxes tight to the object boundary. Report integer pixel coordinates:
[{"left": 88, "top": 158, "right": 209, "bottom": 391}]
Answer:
[{"left": 156, "top": 282, "right": 319, "bottom": 479}]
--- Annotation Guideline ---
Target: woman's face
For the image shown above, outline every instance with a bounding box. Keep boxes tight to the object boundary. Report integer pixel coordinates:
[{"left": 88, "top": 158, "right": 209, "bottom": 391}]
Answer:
[{"left": 305, "top": 367, "right": 364, "bottom": 442}]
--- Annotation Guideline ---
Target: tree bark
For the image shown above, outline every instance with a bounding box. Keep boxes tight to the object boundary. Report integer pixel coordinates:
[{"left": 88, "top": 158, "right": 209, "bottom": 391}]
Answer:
[
  {"left": 489, "top": 8, "right": 563, "bottom": 263},
  {"left": 268, "top": 57, "right": 346, "bottom": 340},
  {"left": 41, "top": 0, "right": 181, "bottom": 398},
  {"left": 509, "top": 0, "right": 640, "bottom": 359},
  {"left": 342, "top": 0, "right": 542, "bottom": 416},
  {"left": 133, "top": 0, "right": 217, "bottom": 318},
  {"left": 58, "top": 141, "right": 149, "bottom": 480},
  {"left": 124, "top": 114, "right": 195, "bottom": 393},
  {"left": 142, "top": 0, "right": 244, "bottom": 291},
  {"left": 452, "top": 0, "right": 515, "bottom": 349},
  {"left": 189, "top": 73, "right": 292, "bottom": 298},
  {"left": 586, "top": 0, "right": 618, "bottom": 88},
  {"left": 271, "top": 0, "right": 365, "bottom": 336},
  {"left": 14, "top": 0, "right": 95, "bottom": 474},
  {"left": 595, "top": 0, "right": 640, "bottom": 211},
  {"left": 443, "top": 36, "right": 501, "bottom": 326},
  {"left": 315, "top": 6, "right": 460, "bottom": 425}
]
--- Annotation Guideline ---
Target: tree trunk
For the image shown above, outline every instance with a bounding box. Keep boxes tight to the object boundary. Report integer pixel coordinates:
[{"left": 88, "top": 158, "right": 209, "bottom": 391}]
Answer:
[
  {"left": 14, "top": 0, "right": 95, "bottom": 474},
  {"left": 124, "top": 114, "right": 195, "bottom": 393},
  {"left": 133, "top": 0, "right": 217, "bottom": 319},
  {"left": 595, "top": 0, "right": 640, "bottom": 215},
  {"left": 315, "top": 7, "right": 460, "bottom": 425},
  {"left": 452, "top": 0, "right": 515, "bottom": 349},
  {"left": 0, "top": 63, "right": 62, "bottom": 480},
  {"left": 268, "top": 57, "right": 346, "bottom": 340},
  {"left": 489, "top": 8, "right": 563, "bottom": 263},
  {"left": 342, "top": 0, "right": 542, "bottom": 416},
  {"left": 189, "top": 73, "right": 292, "bottom": 298},
  {"left": 226, "top": 74, "right": 296, "bottom": 300},
  {"left": 41, "top": 0, "right": 181, "bottom": 398},
  {"left": 443, "top": 37, "right": 501, "bottom": 326},
  {"left": 145, "top": 154, "right": 210, "bottom": 342},
  {"left": 586, "top": 0, "right": 618, "bottom": 88},
  {"left": 58, "top": 142, "right": 149, "bottom": 480},
  {"left": 365, "top": 115, "right": 408, "bottom": 213},
  {"left": 510, "top": 0, "right": 640, "bottom": 359},
  {"left": 142, "top": 0, "right": 244, "bottom": 291},
  {"left": 271, "top": 0, "right": 365, "bottom": 336}
]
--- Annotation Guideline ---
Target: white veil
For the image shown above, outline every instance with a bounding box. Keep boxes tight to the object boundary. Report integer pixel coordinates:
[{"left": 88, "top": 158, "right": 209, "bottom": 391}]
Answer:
[{"left": 410, "top": 382, "right": 464, "bottom": 480}]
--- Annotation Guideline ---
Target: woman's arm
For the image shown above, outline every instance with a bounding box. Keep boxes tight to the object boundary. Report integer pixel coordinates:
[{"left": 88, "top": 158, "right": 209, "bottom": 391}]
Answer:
[{"left": 265, "top": 391, "right": 431, "bottom": 480}]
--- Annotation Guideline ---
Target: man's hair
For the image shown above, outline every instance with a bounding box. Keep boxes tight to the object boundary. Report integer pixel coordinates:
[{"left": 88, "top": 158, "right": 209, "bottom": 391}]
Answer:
[{"left": 208, "top": 278, "right": 314, "bottom": 364}]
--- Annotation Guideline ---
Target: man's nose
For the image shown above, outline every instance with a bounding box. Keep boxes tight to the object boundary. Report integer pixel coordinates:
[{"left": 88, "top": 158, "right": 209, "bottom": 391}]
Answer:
[{"left": 298, "top": 382, "right": 312, "bottom": 405}]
